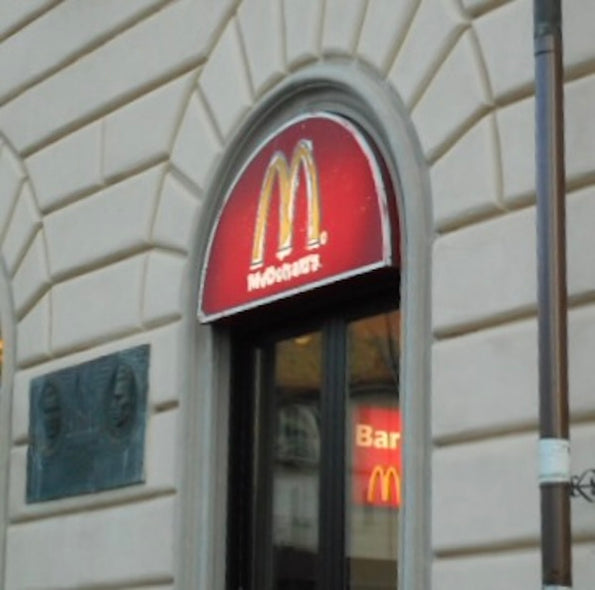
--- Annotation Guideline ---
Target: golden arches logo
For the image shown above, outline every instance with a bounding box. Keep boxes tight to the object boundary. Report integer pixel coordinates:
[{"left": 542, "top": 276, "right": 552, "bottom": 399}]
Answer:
[
  {"left": 367, "top": 465, "right": 401, "bottom": 505},
  {"left": 251, "top": 140, "right": 323, "bottom": 270}
]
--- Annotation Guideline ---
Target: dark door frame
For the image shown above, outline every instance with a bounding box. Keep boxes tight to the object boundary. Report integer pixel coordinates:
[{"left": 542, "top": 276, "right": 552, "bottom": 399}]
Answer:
[{"left": 227, "top": 295, "right": 399, "bottom": 590}]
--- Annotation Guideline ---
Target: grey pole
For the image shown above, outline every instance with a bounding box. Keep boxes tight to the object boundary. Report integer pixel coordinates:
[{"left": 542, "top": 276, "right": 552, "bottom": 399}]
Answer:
[{"left": 533, "top": 0, "right": 571, "bottom": 588}]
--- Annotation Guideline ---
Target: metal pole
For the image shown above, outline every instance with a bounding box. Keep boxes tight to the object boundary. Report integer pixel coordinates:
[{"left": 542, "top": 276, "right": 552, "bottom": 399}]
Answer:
[{"left": 533, "top": 1, "right": 571, "bottom": 588}]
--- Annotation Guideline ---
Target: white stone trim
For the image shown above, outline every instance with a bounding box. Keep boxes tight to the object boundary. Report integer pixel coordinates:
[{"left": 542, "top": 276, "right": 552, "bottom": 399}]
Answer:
[{"left": 0, "top": 139, "right": 22, "bottom": 589}]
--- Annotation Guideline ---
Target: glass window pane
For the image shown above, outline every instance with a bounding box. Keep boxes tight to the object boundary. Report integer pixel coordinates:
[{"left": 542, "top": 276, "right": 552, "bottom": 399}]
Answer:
[
  {"left": 347, "top": 311, "right": 401, "bottom": 590},
  {"left": 273, "top": 331, "right": 322, "bottom": 590}
]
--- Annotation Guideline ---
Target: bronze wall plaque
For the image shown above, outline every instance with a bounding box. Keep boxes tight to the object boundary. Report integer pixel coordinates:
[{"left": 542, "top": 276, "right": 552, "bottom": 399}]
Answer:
[{"left": 26, "top": 345, "right": 149, "bottom": 502}]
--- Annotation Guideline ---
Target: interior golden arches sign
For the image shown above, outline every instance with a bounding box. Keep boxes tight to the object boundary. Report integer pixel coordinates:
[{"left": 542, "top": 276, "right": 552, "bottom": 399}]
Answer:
[
  {"left": 367, "top": 465, "right": 401, "bottom": 505},
  {"left": 353, "top": 406, "right": 402, "bottom": 508},
  {"left": 198, "top": 113, "right": 397, "bottom": 322}
]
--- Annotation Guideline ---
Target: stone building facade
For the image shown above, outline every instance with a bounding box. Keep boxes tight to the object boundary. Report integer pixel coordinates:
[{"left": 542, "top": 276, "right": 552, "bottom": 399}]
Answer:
[{"left": 1, "top": 0, "right": 595, "bottom": 588}]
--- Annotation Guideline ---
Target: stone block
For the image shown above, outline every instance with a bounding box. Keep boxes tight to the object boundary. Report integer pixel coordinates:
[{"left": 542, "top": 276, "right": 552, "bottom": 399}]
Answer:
[
  {"left": 171, "top": 90, "right": 222, "bottom": 192},
  {"left": 238, "top": 0, "right": 285, "bottom": 95},
  {"left": 44, "top": 166, "right": 163, "bottom": 279},
  {"left": 103, "top": 74, "right": 194, "bottom": 180},
  {"left": 431, "top": 114, "right": 501, "bottom": 228},
  {"left": 388, "top": 0, "right": 466, "bottom": 107},
  {"left": 432, "top": 432, "right": 539, "bottom": 551},
  {"left": 1, "top": 183, "right": 41, "bottom": 275},
  {"left": 474, "top": 0, "right": 533, "bottom": 100},
  {"left": 0, "top": 144, "right": 25, "bottom": 237},
  {"left": 322, "top": 0, "right": 366, "bottom": 56},
  {"left": 0, "top": 0, "right": 235, "bottom": 152},
  {"left": 412, "top": 31, "right": 489, "bottom": 159},
  {"left": 433, "top": 207, "right": 535, "bottom": 332},
  {"left": 199, "top": 20, "right": 253, "bottom": 140},
  {"left": 570, "top": 423, "right": 595, "bottom": 538},
  {"left": 432, "top": 317, "right": 538, "bottom": 442},
  {"left": 12, "top": 369, "right": 33, "bottom": 443},
  {"left": 574, "top": 542, "right": 595, "bottom": 587},
  {"left": 357, "top": 0, "right": 416, "bottom": 73},
  {"left": 153, "top": 172, "right": 202, "bottom": 253},
  {"left": 434, "top": 302, "right": 595, "bottom": 441},
  {"left": 568, "top": 305, "right": 595, "bottom": 419},
  {"left": 51, "top": 255, "right": 146, "bottom": 353},
  {"left": 567, "top": 186, "right": 595, "bottom": 298},
  {"left": 148, "top": 321, "right": 187, "bottom": 407},
  {"left": 0, "top": 0, "right": 54, "bottom": 38},
  {"left": 12, "top": 230, "right": 50, "bottom": 317},
  {"left": 497, "top": 95, "right": 534, "bottom": 204},
  {"left": 0, "top": 0, "right": 166, "bottom": 102},
  {"left": 434, "top": 542, "right": 595, "bottom": 589},
  {"left": 143, "top": 251, "right": 187, "bottom": 325},
  {"left": 565, "top": 0, "right": 595, "bottom": 69},
  {"left": 433, "top": 549, "right": 539, "bottom": 590},
  {"left": 565, "top": 75, "right": 595, "bottom": 182},
  {"left": 434, "top": 427, "right": 595, "bottom": 549},
  {"left": 15, "top": 293, "right": 51, "bottom": 368},
  {"left": 27, "top": 122, "right": 103, "bottom": 213},
  {"left": 146, "top": 409, "right": 178, "bottom": 489},
  {"left": 282, "top": 0, "right": 323, "bottom": 68},
  {"left": 5, "top": 496, "right": 175, "bottom": 589},
  {"left": 460, "top": 0, "right": 502, "bottom": 15}
]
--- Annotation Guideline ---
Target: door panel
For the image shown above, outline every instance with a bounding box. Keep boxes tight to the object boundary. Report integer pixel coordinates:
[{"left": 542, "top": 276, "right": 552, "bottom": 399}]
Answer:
[
  {"left": 273, "top": 332, "right": 322, "bottom": 590},
  {"left": 231, "top": 310, "right": 400, "bottom": 590},
  {"left": 347, "top": 312, "right": 400, "bottom": 590}
]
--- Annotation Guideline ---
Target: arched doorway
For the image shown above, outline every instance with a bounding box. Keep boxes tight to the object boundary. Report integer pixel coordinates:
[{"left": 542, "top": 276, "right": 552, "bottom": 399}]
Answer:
[
  {"left": 186, "top": 63, "right": 432, "bottom": 590},
  {"left": 199, "top": 105, "right": 412, "bottom": 588}
]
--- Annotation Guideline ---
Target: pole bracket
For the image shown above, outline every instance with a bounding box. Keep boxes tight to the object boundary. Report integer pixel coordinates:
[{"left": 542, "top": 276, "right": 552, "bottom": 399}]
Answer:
[{"left": 570, "top": 469, "right": 595, "bottom": 502}]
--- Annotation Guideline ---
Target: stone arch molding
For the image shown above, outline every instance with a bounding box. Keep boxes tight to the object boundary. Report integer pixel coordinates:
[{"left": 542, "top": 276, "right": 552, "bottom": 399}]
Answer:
[
  {"left": 0, "top": 135, "right": 30, "bottom": 590},
  {"left": 0, "top": 136, "right": 47, "bottom": 364}
]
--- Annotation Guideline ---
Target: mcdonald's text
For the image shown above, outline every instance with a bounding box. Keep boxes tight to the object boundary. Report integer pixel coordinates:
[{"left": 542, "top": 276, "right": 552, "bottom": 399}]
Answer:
[{"left": 247, "top": 253, "right": 322, "bottom": 292}]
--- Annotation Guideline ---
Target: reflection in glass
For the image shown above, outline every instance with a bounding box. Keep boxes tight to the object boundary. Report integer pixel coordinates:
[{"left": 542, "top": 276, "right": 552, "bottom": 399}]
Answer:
[
  {"left": 273, "top": 332, "right": 321, "bottom": 589},
  {"left": 347, "top": 311, "right": 401, "bottom": 590}
]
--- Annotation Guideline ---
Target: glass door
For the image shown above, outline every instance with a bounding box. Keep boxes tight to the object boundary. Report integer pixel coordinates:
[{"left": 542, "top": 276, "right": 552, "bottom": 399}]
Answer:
[
  {"left": 271, "top": 331, "right": 322, "bottom": 589},
  {"left": 229, "top": 310, "right": 401, "bottom": 590},
  {"left": 347, "top": 313, "right": 401, "bottom": 590}
]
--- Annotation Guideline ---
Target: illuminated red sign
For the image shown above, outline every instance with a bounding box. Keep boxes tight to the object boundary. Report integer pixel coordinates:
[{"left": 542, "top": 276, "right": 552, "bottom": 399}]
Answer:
[
  {"left": 198, "top": 113, "right": 397, "bottom": 322},
  {"left": 352, "top": 406, "right": 402, "bottom": 507}
]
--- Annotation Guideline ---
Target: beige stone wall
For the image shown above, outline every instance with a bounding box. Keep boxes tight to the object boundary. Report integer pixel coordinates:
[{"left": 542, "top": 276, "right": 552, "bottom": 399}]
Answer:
[{"left": 1, "top": 0, "right": 595, "bottom": 588}]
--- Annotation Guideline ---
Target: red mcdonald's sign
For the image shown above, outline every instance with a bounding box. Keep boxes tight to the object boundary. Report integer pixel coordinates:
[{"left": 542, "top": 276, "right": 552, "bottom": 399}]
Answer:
[
  {"left": 198, "top": 113, "right": 398, "bottom": 322},
  {"left": 353, "top": 406, "right": 402, "bottom": 508}
]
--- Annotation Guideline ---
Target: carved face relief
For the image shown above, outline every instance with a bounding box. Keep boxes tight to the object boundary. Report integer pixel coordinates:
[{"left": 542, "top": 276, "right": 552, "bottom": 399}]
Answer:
[{"left": 106, "top": 363, "right": 137, "bottom": 437}]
